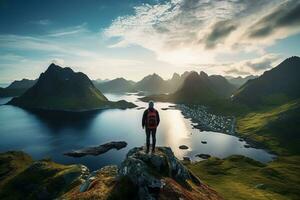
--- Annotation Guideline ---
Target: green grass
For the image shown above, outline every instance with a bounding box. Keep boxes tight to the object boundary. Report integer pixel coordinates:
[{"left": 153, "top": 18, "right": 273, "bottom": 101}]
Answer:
[
  {"left": 236, "top": 99, "right": 300, "bottom": 155},
  {"left": 0, "top": 152, "right": 83, "bottom": 200},
  {"left": 186, "top": 155, "right": 300, "bottom": 200},
  {"left": 0, "top": 151, "right": 32, "bottom": 189}
]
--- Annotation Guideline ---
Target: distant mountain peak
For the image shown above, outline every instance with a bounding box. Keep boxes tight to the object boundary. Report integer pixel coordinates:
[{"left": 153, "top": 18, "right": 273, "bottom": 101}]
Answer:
[
  {"left": 200, "top": 71, "right": 209, "bottom": 78},
  {"left": 45, "top": 63, "right": 73, "bottom": 74},
  {"left": 171, "top": 73, "right": 180, "bottom": 80}
]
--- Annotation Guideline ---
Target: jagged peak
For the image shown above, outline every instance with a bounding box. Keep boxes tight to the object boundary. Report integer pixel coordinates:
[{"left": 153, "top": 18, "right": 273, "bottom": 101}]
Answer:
[
  {"left": 172, "top": 72, "right": 180, "bottom": 78},
  {"left": 199, "top": 71, "right": 209, "bottom": 78},
  {"left": 46, "top": 63, "right": 72, "bottom": 72}
]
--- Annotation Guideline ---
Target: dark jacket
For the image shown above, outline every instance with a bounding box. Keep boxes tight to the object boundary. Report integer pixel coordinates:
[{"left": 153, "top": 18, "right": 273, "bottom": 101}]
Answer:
[{"left": 142, "top": 108, "right": 160, "bottom": 129}]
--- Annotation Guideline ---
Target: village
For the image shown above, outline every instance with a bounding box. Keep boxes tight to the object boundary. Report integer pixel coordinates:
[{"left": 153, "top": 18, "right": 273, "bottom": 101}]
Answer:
[{"left": 175, "top": 104, "right": 236, "bottom": 134}]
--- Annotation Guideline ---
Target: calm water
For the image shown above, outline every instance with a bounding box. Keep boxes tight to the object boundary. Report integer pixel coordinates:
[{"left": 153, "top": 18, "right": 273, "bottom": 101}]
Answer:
[{"left": 0, "top": 93, "right": 274, "bottom": 170}]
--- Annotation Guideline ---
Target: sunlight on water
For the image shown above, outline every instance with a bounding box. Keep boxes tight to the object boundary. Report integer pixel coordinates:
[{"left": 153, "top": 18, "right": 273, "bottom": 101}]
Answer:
[{"left": 159, "top": 109, "right": 192, "bottom": 158}]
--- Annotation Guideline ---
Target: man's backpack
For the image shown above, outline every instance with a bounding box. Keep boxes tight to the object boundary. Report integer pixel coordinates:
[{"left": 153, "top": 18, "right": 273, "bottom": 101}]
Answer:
[{"left": 147, "top": 109, "right": 157, "bottom": 129}]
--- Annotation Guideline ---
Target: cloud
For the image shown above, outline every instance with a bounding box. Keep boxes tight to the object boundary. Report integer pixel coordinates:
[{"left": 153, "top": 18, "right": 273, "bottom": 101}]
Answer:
[
  {"left": 30, "top": 19, "right": 51, "bottom": 26},
  {"left": 247, "top": 0, "right": 300, "bottom": 38},
  {"left": 0, "top": 24, "right": 145, "bottom": 81},
  {"left": 48, "top": 23, "right": 88, "bottom": 37},
  {"left": 104, "top": 0, "right": 298, "bottom": 66},
  {"left": 224, "top": 54, "right": 282, "bottom": 76},
  {"left": 204, "top": 20, "right": 237, "bottom": 49}
]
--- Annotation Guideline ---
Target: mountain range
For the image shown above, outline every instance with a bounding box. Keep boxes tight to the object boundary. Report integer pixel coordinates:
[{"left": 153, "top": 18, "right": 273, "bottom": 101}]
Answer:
[
  {"left": 142, "top": 71, "right": 236, "bottom": 104},
  {"left": 1, "top": 70, "right": 240, "bottom": 97},
  {"left": 225, "top": 75, "right": 258, "bottom": 87},
  {"left": 0, "top": 79, "right": 36, "bottom": 97},
  {"left": 8, "top": 64, "right": 136, "bottom": 111},
  {"left": 92, "top": 72, "right": 191, "bottom": 95},
  {"left": 93, "top": 78, "right": 136, "bottom": 93},
  {"left": 233, "top": 56, "right": 300, "bottom": 106}
]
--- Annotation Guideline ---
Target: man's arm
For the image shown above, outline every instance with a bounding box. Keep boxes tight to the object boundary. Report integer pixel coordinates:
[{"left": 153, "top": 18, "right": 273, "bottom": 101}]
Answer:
[
  {"left": 142, "top": 110, "right": 147, "bottom": 128},
  {"left": 156, "top": 110, "right": 160, "bottom": 126}
]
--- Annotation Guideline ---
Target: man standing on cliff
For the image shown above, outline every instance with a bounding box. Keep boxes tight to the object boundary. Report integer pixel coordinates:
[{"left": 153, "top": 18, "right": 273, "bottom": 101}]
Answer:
[{"left": 142, "top": 101, "right": 160, "bottom": 154}]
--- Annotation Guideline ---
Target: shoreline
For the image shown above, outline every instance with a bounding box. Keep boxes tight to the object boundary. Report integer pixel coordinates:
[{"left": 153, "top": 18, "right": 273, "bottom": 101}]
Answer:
[{"left": 172, "top": 104, "right": 278, "bottom": 158}]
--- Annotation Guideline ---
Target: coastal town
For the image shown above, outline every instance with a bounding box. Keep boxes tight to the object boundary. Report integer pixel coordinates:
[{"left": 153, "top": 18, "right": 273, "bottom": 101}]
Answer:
[{"left": 175, "top": 104, "right": 236, "bottom": 135}]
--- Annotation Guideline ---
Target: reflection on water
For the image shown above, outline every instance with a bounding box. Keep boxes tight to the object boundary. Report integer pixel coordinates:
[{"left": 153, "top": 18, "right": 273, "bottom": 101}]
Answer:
[
  {"left": 0, "top": 97, "right": 12, "bottom": 105},
  {"left": 0, "top": 93, "right": 275, "bottom": 170}
]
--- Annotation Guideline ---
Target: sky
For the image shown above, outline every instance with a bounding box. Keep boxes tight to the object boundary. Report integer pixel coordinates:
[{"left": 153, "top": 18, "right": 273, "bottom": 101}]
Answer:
[{"left": 0, "top": 0, "right": 300, "bottom": 83}]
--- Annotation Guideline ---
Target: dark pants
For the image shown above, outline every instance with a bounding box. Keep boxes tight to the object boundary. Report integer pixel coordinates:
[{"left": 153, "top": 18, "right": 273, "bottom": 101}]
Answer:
[{"left": 146, "top": 128, "right": 156, "bottom": 152}]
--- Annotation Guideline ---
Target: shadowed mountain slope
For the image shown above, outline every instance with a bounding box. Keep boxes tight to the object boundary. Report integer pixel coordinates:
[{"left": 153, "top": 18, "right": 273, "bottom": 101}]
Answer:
[{"left": 233, "top": 56, "right": 300, "bottom": 106}]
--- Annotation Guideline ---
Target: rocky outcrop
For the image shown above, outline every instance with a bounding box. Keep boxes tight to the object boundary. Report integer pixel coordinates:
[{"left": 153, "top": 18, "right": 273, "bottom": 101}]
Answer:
[
  {"left": 118, "top": 147, "right": 223, "bottom": 200},
  {"left": 179, "top": 145, "right": 189, "bottom": 150},
  {"left": 196, "top": 154, "right": 211, "bottom": 159},
  {"left": 64, "top": 141, "right": 127, "bottom": 157}
]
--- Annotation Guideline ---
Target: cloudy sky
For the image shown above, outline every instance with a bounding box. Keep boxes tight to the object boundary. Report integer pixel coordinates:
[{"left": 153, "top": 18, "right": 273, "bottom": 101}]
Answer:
[{"left": 0, "top": 0, "right": 299, "bottom": 83}]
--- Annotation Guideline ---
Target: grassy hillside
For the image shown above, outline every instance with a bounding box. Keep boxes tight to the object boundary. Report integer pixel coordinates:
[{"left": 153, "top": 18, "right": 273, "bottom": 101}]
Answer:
[
  {"left": 236, "top": 99, "right": 300, "bottom": 155},
  {"left": 187, "top": 155, "right": 300, "bottom": 200},
  {"left": 0, "top": 151, "right": 85, "bottom": 200}
]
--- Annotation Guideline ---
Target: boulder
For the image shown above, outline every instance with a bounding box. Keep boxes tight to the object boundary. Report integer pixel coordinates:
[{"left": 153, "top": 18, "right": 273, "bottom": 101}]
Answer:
[
  {"left": 196, "top": 154, "right": 211, "bottom": 159},
  {"left": 64, "top": 141, "right": 127, "bottom": 157},
  {"left": 118, "top": 147, "right": 223, "bottom": 200},
  {"left": 183, "top": 156, "right": 191, "bottom": 162},
  {"left": 179, "top": 145, "right": 189, "bottom": 150},
  {"left": 201, "top": 141, "right": 207, "bottom": 144}
]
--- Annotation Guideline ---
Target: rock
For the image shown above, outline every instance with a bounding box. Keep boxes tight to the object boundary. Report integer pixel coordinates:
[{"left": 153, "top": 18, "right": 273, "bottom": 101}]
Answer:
[
  {"left": 201, "top": 141, "right": 207, "bottom": 144},
  {"left": 119, "top": 147, "right": 203, "bottom": 199},
  {"left": 244, "top": 144, "right": 251, "bottom": 148},
  {"left": 64, "top": 141, "right": 127, "bottom": 157},
  {"left": 64, "top": 165, "right": 119, "bottom": 199},
  {"left": 196, "top": 154, "right": 211, "bottom": 159},
  {"left": 179, "top": 145, "right": 189, "bottom": 150},
  {"left": 255, "top": 183, "right": 266, "bottom": 189},
  {"left": 79, "top": 179, "right": 91, "bottom": 192},
  {"left": 183, "top": 156, "right": 191, "bottom": 162},
  {"left": 238, "top": 138, "right": 244, "bottom": 142},
  {"left": 136, "top": 107, "right": 146, "bottom": 110}
]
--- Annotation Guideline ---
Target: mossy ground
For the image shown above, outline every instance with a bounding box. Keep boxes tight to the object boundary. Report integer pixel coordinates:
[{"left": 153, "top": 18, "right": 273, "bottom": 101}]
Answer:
[
  {"left": 186, "top": 155, "right": 300, "bottom": 200},
  {"left": 0, "top": 152, "right": 83, "bottom": 200}
]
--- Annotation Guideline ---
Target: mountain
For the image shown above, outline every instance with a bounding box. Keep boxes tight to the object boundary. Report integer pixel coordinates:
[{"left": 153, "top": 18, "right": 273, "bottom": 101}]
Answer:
[
  {"left": 164, "top": 72, "right": 191, "bottom": 93},
  {"left": 233, "top": 56, "right": 300, "bottom": 106},
  {"left": 134, "top": 73, "right": 168, "bottom": 94},
  {"left": 94, "top": 78, "right": 110, "bottom": 83},
  {"left": 0, "top": 79, "right": 37, "bottom": 97},
  {"left": 90, "top": 72, "right": 191, "bottom": 94},
  {"left": 134, "top": 72, "right": 192, "bottom": 95},
  {"left": 94, "top": 78, "right": 135, "bottom": 93},
  {"left": 8, "top": 64, "right": 136, "bottom": 111},
  {"left": 142, "top": 71, "right": 236, "bottom": 104},
  {"left": 209, "top": 75, "right": 237, "bottom": 97},
  {"left": 226, "top": 75, "right": 258, "bottom": 87}
]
